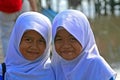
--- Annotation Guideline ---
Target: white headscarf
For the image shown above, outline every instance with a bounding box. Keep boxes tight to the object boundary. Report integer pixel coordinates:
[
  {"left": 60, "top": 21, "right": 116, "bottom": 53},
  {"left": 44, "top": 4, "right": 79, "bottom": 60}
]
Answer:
[
  {"left": 4, "top": 12, "right": 55, "bottom": 80},
  {"left": 51, "top": 10, "right": 116, "bottom": 80}
]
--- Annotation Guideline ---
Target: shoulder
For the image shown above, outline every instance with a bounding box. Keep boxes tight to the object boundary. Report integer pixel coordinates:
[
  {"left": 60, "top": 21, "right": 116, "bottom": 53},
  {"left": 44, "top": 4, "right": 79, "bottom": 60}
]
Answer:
[
  {"left": 87, "top": 55, "right": 114, "bottom": 73},
  {"left": 88, "top": 55, "right": 109, "bottom": 66},
  {"left": 89, "top": 56, "right": 116, "bottom": 79}
]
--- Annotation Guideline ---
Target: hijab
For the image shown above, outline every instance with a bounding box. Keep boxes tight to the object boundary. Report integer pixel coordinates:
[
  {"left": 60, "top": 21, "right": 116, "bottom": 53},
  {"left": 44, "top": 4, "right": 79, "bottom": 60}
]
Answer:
[
  {"left": 4, "top": 12, "right": 55, "bottom": 80},
  {"left": 51, "top": 10, "right": 116, "bottom": 80}
]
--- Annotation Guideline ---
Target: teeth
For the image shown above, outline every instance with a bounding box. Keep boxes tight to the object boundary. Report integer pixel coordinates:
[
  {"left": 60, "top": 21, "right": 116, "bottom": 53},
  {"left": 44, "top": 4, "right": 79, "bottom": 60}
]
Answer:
[
  {"left": 62, "top": 52, "right": 72, "bottom": 55},
  {"left": 68, "top": 52, "right": 72, "bottom": 55}
]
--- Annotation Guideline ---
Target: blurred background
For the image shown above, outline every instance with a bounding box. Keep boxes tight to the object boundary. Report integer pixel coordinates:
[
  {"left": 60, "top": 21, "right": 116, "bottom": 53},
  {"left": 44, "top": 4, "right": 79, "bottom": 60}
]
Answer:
[{"left": 0, "top": 0, "right": 120, "bottom": 79}]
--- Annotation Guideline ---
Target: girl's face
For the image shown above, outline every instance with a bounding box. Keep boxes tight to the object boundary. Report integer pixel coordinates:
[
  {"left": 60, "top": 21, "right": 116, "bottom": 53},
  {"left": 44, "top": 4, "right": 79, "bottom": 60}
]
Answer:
[
  {"left": 54, "top": 28, "right": 82, "bottom": 60},
  {"left": 19, "top": 30, "right": 46, "bottom": 61}
]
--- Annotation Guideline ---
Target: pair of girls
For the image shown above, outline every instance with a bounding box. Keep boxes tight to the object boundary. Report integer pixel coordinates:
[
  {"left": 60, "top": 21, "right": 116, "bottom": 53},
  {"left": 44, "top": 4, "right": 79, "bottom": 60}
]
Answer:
[{"left": 0, "top": 10, "right": 116, "bottom": 80}]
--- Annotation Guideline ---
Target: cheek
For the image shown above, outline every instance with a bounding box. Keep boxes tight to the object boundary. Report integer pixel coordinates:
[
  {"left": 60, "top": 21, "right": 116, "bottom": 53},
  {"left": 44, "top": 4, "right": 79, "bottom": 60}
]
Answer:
[
  {"left": 40, "top": 45, "right": 46, "bottom": 53},
  {"left": 37, "top": 43, "right": 46, "bottom": 52},
  {"left": 19, "top": 43, "right": 28, "bottom": 53},
  {"left": 54, "top": 43, "right": 60, "bottom": 53},
  {"left": 76, "top": 44, "right": 82, "bottom": 55}
]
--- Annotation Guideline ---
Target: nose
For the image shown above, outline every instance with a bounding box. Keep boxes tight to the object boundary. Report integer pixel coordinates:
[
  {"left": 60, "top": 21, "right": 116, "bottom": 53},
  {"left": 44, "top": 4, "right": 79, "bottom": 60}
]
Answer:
[
  {"left": 62, "top": 40, "right": 71, "bottom": 48},
  {"left": 31, "top": 42, "right": 38, "bottom": 49}
]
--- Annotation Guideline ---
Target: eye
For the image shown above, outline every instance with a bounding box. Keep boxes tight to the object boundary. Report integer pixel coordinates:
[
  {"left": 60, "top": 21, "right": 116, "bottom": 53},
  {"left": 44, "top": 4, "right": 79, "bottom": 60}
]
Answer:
[
  {"left": 54, "top": 37, "right": 62, "bottom": 42},
  {"left": 38, "top": 39, "right": 46, "bottom": 43},
  {"left": 70, "top": 37, "right": 77, "bottom": 42},
  {"left": 24, "top": 38, "right": 32, "bottom": 43}
]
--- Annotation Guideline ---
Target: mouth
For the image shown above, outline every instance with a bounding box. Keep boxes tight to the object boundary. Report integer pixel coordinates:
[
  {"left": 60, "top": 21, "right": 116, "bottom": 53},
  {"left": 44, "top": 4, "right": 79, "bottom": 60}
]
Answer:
[
  {"left": 27, "top": 51, "right": 39, "bottom": 55},
  {"left": 60, "top": 51, "right": 73, "bottom": 56}
]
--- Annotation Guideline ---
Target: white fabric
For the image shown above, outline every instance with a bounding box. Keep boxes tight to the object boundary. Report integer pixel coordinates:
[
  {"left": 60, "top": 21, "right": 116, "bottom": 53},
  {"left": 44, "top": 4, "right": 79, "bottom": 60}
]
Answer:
[
  {"left": 3, "top": 12, "right": 55, "bottom": 80},
  {"left": 51, "top": 10, "right": 116, "bottom": 80}
]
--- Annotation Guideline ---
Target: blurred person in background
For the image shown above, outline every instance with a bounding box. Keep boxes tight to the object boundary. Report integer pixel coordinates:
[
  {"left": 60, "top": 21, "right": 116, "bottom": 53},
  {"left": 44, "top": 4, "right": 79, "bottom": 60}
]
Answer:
[{"left": 0, "top": 0, "right": 38, "bottom": 57}]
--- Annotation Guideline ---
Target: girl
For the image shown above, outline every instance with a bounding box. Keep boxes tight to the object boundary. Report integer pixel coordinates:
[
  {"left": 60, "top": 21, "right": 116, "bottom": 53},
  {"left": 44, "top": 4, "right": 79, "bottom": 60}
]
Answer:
[
  {"left": 0, "top": 12, "right": 55, "bottom": 80},
  {"left": 51, "top": 10, "right": 116, "bottom": 80}
]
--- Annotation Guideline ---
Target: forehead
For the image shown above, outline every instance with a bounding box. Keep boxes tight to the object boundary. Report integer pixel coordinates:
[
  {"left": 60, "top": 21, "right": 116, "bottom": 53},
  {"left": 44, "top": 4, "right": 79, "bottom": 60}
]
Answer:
[
  {"left": 22, "top": 30, "right": 43, "bottom": 38},
  {"left": 23, "top": 30, "right": 39, "bottom": 35},
  {"left": 56, "top": 28, "right": 73, "bottom": 37}
]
